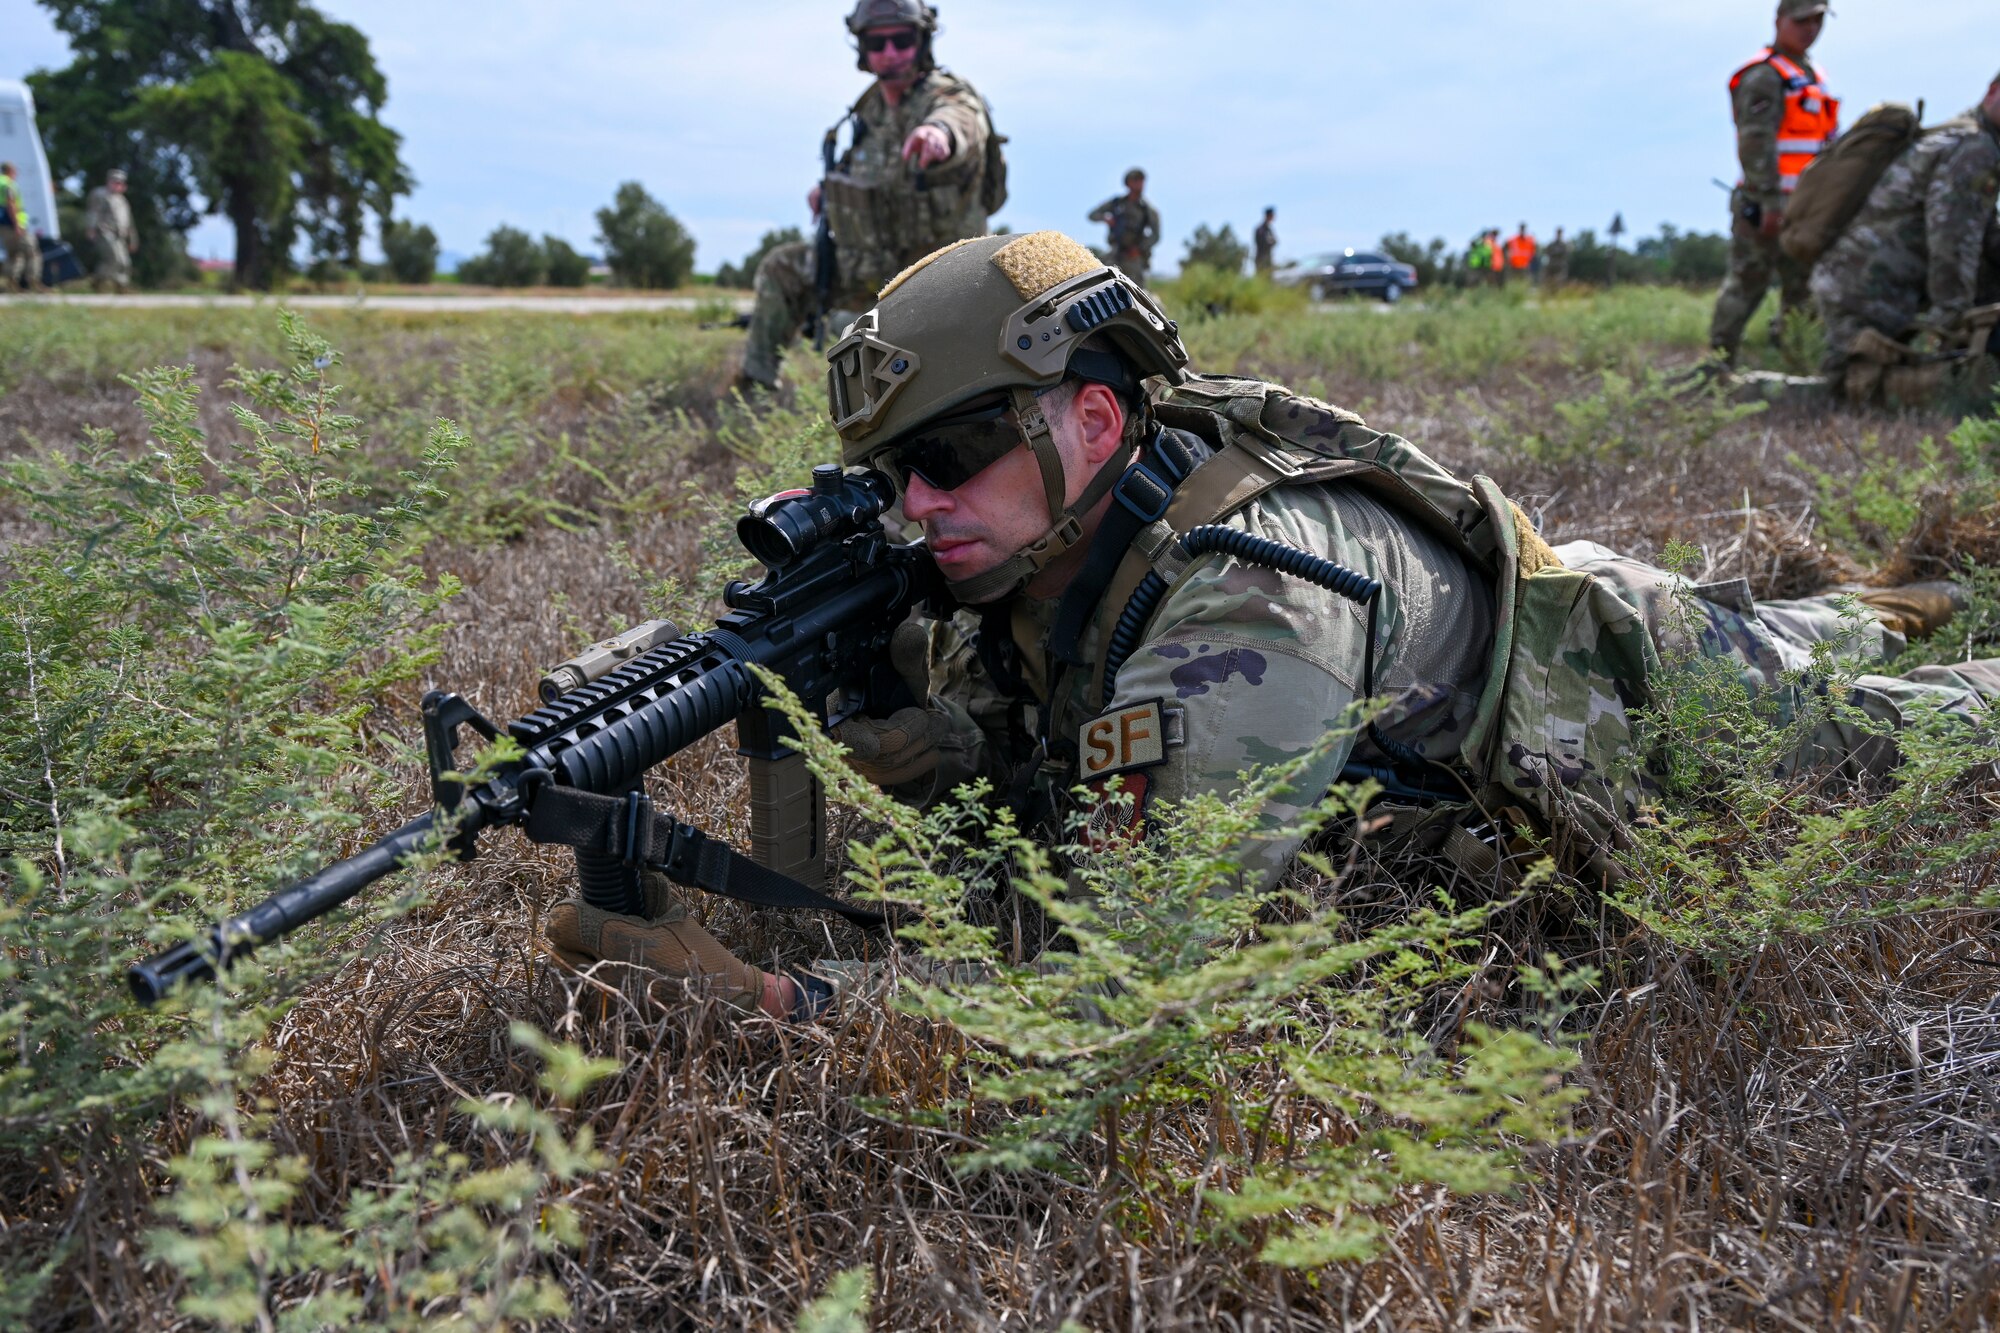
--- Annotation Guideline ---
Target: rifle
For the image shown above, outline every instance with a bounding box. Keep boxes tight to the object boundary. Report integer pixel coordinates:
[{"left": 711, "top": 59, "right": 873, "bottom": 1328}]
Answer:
[
  {"left": 130, "top": 468, "right": 944, "bottom": 1003},
  {"left": 812, "top": 122, "right": 841, "bottom": 350}
]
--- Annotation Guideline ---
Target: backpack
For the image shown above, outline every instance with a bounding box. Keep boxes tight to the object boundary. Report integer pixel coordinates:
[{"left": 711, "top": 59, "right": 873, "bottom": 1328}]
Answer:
[
  {"left": 1780, "top": 101, "right": 1923, "bottom": 264},
  {"left": 978, "top": 109, "right": 1009, "bottom": 216}
]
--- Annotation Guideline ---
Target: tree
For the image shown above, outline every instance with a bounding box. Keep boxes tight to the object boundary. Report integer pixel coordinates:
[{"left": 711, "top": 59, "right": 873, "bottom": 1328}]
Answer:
[
  {"left": 595, "top": 182, "right": 696, "bottom": 290},
  {"left": 28, "top": 0, "right": 410, "bottom": 290},
  {"left": 542, "top": 236, "right": 590, "bottom": 288},
  {"left": 1181, "top": 223, "right": 1248, "bottom": 276},
  {"left": 714, "top": 226, "right": 804, "bottom": 288},
  {"left": 380, "top": 218, "right": 439, "bottom": 285},
  {"left": 457, "top": 226, "right": 545, "bottom": 288}
]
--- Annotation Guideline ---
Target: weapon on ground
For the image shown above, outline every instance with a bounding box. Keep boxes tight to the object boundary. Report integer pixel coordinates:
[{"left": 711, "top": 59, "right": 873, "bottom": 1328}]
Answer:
[
  {"left": 812, "top": 123, "right": 840, "bottom": 350},
  {"left": 130, "top": 467, "right": 944, "bottom": 1003}
]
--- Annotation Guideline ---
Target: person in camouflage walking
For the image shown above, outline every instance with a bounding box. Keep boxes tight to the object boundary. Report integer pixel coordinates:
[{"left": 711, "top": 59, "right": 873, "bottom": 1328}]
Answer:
[
  {"left": 1709, "top": 0, "right": 1838, "bottom": 363},
  {"left": 549, "top": 231, "right": 2000, "bottom": 1016},
  {"left": 1811, "top": 72, "right": 2000, "bottom": 391},
  {"left": 83, "top": 168, "right": 138, "bottom": 294},
  {"left": 1088, "top": 169, "right": 1160, "bottom": 288},
  {"left": 737, "top": 0, "right": 1003, "bottom": 392}
]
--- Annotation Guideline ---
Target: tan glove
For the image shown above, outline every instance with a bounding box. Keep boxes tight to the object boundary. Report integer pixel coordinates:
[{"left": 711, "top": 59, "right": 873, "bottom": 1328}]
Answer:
[
  {"left": 543, "top": 871, "right": 766, "bottom": 1015},
  {"left": 832, "top": 619, "right": 980, "bottom": 796}
]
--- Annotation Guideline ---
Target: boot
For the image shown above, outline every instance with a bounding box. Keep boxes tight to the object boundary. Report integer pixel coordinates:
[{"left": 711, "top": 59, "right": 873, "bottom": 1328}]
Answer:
[{"left": 1851, "top": 581, "right": 1966, "bottom": 639}]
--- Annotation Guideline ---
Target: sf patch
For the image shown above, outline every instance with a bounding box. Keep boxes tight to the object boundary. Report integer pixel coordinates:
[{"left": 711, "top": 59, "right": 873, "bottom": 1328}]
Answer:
[{"left": 1078, "top": 699, "right": 1181, "bottom": 780}]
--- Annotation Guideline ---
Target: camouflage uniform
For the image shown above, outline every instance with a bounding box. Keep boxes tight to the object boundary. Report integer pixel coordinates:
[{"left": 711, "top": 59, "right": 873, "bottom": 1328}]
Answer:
[
  {"left": 910, "top": 379, "right": 2000, "bottom": 890},
  {"left": 83, "top": 183, "right": 137, "bottom": 293},
  {"left": 1542, "top": 235, "right": 1571, "bottom": 286},
  {"left": 742, "top": 69, "right": 995, "bottom": 387},
  {"left": 1710, "top": 58, "right": 1823, "bottom": 359},
  {"left": 1811, "top": 107, "right": 2000, "bottom": 378},
  {"left": 1253, "top": 217, "right": 1277, "bottom": 276},
  {"left": 1088, "top": 192, "right": 1160, "bottom": 288}
]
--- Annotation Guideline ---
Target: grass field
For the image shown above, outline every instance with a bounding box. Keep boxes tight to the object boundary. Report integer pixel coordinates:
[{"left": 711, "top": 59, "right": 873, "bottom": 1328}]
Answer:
[{"left": 5, "top": 286, "right": 2000, "bottom": 1330}]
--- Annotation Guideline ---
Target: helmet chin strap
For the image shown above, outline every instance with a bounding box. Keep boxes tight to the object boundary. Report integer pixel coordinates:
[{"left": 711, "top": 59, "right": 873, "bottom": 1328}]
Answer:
[{"left": 945, "top": 386, "right": 1129, "bottom": 605}]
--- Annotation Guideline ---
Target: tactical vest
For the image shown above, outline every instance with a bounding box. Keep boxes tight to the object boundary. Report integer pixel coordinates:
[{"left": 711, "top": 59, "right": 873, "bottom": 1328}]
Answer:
[
  {"left": 1007, "top": 376, "right": 1662, "bottom": 884},
  {"left": 1732, "top": 50, "right": 1840, "bottom": 193},
  {"left": 820, "top": 70, "right": 995, "bottom": 298},
  {"left": 0, "top": 178, "right": 23, "bottom": 230}
]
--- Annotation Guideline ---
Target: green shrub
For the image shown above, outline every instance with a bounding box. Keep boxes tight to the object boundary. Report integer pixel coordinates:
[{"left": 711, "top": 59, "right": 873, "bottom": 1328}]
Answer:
[
  {"left": 542, "top": 234, "right": 590, "bottom": 287},
  {"left": 1182, "top": 222, "right": 1249, "bottom": 275},
  {"left": 715, "top": 225, "right": 805, "bottom": 288},
  {"left": 380, "top": 218, "right": 440, "bottom": 284},
  {"left": 457, "top": 224, "right": 545, "bottom": 287},
  {"left": 595, "top": 181, "right": 696, "bottom": 289}
]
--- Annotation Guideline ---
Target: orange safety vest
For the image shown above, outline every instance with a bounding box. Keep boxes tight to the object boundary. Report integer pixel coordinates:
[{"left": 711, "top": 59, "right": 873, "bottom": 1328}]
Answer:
[
  {"left": 1729, "top": 48, "right": 1840, "bottom": 193},
  {"left": 1505, "top": 234, "right": 1537, "bottom": 269},
  {"left": 1489, "top": 239, "right": 1504, "bottom": 271}
]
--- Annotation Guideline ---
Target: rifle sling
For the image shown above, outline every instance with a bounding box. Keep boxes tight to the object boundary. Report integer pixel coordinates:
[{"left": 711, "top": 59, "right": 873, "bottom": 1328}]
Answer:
[{"left": 523, "top": 785, "right": 885, "bottom": 929}]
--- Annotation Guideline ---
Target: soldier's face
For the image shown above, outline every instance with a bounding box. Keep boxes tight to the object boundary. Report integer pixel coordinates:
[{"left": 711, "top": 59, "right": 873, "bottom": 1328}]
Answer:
[
  {"left": 861, "top": 26, "right": 921, "bottom": 80},
  {"left": 1774, "top": 13, "right": 1823, "bottom": 52},
  {"left": 900, "top": 383, "right": 1128, "bottom": 598}
]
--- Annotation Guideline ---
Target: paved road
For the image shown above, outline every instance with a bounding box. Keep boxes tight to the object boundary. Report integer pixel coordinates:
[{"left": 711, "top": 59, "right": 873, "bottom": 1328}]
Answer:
[{"left": 1, "top": 292, "right": 752, "bottom": 314}]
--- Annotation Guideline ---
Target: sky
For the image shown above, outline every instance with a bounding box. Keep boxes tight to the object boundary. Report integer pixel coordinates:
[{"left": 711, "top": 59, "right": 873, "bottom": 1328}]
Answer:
[{"left": 5, "top": 0, "right": 1995, "bottom": 271}]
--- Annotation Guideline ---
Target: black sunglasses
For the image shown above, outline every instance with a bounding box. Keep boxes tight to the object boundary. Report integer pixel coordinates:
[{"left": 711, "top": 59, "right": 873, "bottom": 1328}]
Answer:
[
  {"left": 861, "top": 29, "right": 919, "bottom": 52},
  {"left": 877, "top": 397, "right": 1030, "bottom": 493}
]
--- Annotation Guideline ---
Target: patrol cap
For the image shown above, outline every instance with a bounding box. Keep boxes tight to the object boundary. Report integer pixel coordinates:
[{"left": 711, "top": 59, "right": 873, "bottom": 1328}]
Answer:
[
  {"left": 1778, "top": 0, "right": 1829, "bottom": 18},
  {"left": 1124, "top": 167, "right": 1146, "bottom": 183},
  {"left": 107, "top": 168, "right": 128, "bottom": 183}
]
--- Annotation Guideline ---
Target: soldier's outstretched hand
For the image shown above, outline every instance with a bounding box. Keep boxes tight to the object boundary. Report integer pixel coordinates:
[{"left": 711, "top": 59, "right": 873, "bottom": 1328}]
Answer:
[
  {"left": 807, "top": 183, "right": 823, "bottom": 218},
  {"left": 1759, "top": 206, "right": 1783, "bottom": 240},
  {"left": 901, "top": 124, "right": 951, "bottom": 169}
]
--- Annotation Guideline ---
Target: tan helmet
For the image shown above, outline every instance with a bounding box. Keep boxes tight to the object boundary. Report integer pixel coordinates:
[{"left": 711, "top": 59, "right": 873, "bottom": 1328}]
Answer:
[
  {"left": 827, "top": 231, "right": 1189, "bottom": 602},
  {"left": 846, "top": 0, "right": 938, "bottom": 71}
]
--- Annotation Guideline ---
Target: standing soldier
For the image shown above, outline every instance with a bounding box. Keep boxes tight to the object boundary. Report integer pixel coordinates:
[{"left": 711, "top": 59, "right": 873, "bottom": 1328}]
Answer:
[
  {"left": 1709, "top": 0, "right": 1839, "bottom": 363},
  {"left": 739, "top": 0, "right": 1004, "bottom": 393},
  {"left": 84, "top": 168, "right": 139, "bottom": 293},
  {"left": 1088, "top": 168, "right": 1161, "bottom": 288},
  {"left": 0, "top": 162, "right": 39, "bottom": 292},
  {"left": 1253, "top": 206, "right": 1278, "bottom": 276},
  {"left": 1812, "top": 73, "right": 2000, "bottom": 397},
  {"left": 1543, "top": 228, "right": 1571, "bottom": 286},
  {"left": 1504, "top": 223, "right": 1538, "bottom": 283}
]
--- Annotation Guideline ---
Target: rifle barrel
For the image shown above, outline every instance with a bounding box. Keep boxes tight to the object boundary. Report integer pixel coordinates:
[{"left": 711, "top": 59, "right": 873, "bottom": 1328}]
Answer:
[{"left": 128, "top": 812, "right": 443, "bottom": 1003}]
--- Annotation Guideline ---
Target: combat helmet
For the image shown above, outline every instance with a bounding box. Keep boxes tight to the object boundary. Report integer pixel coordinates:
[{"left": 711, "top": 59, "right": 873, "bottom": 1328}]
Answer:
[
  {"left": 846, "top": 0, "right": 939, "bottom": 72},
  {"left": 827, "top": 231, "right": 1189, "bottom": 602}
]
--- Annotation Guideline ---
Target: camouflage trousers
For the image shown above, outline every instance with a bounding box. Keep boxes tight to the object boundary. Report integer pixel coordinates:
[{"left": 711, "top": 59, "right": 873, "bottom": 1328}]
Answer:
[
  {"left": 741, "top": 241, "right": 870, "bottom": 388},
  {"left": 2, "top": 229, "right": 38, "bottom": 291},
  {"left": 1709, "top": 207, "right": 1813, "bottom": 360},
  {"left": 1112, "top": 249, "right": 1150, "bottom": 290},
  {"left": 91, "top": 235, "right": 132, "bottom": 293},
  {"left": 1557, "top": 542, "right": 2000, "bottom": 780}
]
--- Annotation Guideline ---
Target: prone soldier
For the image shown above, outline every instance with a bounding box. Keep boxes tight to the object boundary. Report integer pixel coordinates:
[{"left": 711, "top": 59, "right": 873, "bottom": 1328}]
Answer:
[
  {"left": 549, "top": 231, "right": 2000, "bottom": 1014},
  {"left": 738, "top": 0, "right": 1003, "bottom": 393},
  {"left": 1709, "top": 0, "right": 1838, "bottom": 363},
  {"left": 1088, "top": 168, "right": 1160, "bottom": 289},
  {"left": 1811, "top": 71, "right": 2000, "bottom": 399}
]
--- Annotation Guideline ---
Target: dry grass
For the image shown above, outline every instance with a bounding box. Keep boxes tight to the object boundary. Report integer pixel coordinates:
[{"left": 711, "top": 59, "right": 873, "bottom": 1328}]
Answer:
[{"left": 5, "top": 294, "right": 2000, "bottom": 1329}]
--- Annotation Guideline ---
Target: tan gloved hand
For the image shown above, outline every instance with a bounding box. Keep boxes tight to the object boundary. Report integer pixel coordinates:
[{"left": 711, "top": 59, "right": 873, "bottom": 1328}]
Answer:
[{"left": 543, "top": 871, "right": 766, "bottom": 1015}]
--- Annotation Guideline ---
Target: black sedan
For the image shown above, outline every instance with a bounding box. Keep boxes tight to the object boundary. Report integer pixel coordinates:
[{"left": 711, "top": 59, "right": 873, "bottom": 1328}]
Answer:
[{"left": 1277, "top": 250, "right": 1419, "bottom": 304}]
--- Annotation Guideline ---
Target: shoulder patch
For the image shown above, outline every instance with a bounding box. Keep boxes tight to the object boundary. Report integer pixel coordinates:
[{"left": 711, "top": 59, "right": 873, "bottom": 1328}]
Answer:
[{"left": 1077, "top": 699, "right": 1183, "bottom": 780}]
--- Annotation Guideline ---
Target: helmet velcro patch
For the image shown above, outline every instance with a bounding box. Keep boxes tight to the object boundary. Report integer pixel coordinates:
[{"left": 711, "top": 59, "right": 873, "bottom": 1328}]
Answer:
[
  {"left": 990, "top": 231, "right": 1102, "bottom": 301},
  {"left": 878, "top": 235, "right": 988, "bottom": 301}
]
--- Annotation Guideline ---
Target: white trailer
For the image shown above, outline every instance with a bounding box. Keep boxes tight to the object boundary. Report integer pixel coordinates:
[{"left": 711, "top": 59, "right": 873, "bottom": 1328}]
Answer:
[{"left": 0, "top": 78, "right": 61, "bottom": 239}]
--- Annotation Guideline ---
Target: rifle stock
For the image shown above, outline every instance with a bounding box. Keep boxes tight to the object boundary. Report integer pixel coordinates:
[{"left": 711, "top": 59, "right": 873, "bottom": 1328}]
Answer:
[{"left": 130, "top": 466, "right": 941, "bottom": 1003}]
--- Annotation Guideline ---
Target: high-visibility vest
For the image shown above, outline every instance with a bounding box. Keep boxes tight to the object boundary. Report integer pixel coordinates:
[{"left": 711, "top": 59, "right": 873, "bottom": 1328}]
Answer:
[
  {"left": 1490, "top": 240, "right": 1505, "bottom": 271},
  {"left": 1506, "top": 235, "right": 1537, "bottom": 269},
  {"left": 0, "top": 178, "right": 23, "bottom": 229},
  {"left": 1730, "top": 49, "right": 1840, "bottom": 193}
]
